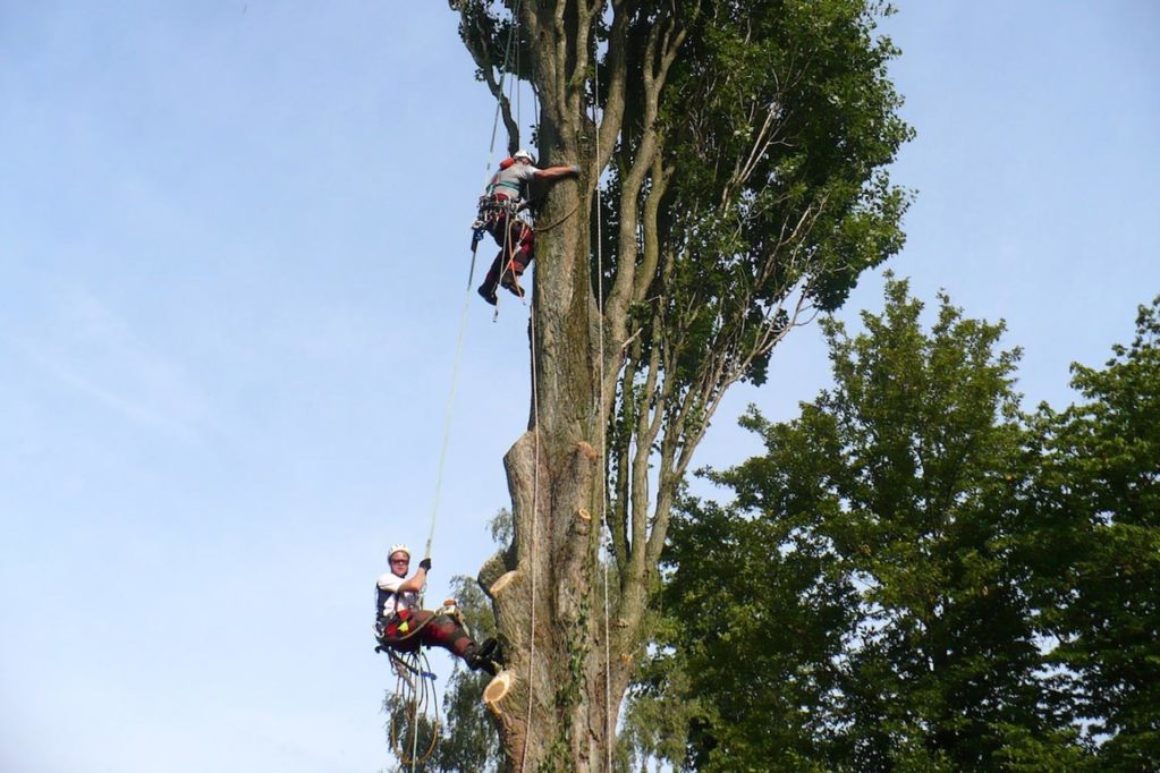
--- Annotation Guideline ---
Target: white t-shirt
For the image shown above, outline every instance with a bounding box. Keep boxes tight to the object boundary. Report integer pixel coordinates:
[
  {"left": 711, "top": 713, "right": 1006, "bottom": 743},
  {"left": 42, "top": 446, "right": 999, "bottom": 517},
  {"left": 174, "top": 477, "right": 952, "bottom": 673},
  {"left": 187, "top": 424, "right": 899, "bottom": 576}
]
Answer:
[{"left": 376, "top": 572, "right": 419, "bottom": 619}]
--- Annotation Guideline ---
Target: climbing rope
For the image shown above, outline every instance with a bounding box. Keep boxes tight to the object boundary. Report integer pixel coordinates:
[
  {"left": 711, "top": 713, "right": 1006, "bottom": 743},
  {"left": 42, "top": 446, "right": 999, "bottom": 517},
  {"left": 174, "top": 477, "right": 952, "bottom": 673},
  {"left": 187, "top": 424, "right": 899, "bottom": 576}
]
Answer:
[
  {"left": 424, "top": 286, "right": 473, "bottom": 577},
  {"left": 480, "top": 0, "right": 522, "bottom": 189},
  {"left": 513, "top": 12, "right": 542, "bottom": 771},
  {"left": 385, "top": 648, "right": 441, "bottom": 768},
  {"left": 431, "top": 0, "right": 529, "bottom": 560},
  {"left": 593, "top": 60, "right": 615, "bottom": 773},
  {"left": 519, "top": 288, "right": 542, "bottom": 773},
  {"left": 381, "top": 4, "right": 533, "bottom": 771},
  {"left": 532, "top": 202, "right": 579, "bottom": 234},
  {"left": 470, "top": 0, "right": 525, "bottom": 291}
]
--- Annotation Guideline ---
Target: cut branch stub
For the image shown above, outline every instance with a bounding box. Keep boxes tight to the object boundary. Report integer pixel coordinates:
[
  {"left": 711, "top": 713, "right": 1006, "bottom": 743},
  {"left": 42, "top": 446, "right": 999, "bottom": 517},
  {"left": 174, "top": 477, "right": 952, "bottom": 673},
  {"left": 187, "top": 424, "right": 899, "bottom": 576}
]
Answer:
[
  {"left": 490, "top": 569, "right": 519, "bottom": 598},
  {"left": 483, "top": 671, "right": 515, "bottom": 716},
  {"left": 479, "top": 550, "right": 513, "bottom": 596}
]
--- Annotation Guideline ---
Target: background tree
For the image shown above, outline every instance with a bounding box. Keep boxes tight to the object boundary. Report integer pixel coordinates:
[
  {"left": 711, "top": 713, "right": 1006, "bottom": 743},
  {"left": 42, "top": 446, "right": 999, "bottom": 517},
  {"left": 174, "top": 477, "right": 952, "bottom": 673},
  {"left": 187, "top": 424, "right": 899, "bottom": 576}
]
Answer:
[
  {"left": 1030, "top": 297, "right": 1160, "bottom": 771},
  {"left": 450, "top": 1, "right": 910, "bottom": 767},
  {"left": 632, "top": 278, "right": 1089, "bottom": 770}
]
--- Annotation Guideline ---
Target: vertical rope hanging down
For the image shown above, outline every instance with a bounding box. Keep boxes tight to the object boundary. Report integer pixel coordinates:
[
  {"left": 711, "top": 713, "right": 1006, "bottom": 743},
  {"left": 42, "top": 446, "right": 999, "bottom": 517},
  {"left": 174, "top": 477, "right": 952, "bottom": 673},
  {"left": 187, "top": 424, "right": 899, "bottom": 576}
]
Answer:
[
  {"left": 430, "top": 0, "right": 527, "bottom": 563},
  {"left": 501, "top": 7, "right": 542, "bottom": 773},
  {"left": 520, "top": 296, "right": 542, "bottom": 773},
  {"left": 592, "top": 60, "right": 615, "bottom": 773}
]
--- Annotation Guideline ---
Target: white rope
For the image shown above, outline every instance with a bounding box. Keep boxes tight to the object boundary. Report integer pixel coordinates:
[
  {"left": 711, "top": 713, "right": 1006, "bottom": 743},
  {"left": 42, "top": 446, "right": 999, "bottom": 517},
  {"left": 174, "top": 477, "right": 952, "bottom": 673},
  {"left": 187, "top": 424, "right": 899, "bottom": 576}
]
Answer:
[
  {"left": 408, "top": 660, "right": 421, "bottom": 773},
  {"left": 520, "top": 292, "right": 542, "bottom": 773},
  {"left": 593, "top": 59, "right": 614, "bottom": 773},
  {"left": 493, "top": 8, "right": 541, "bottom": 772},
  {"left": 438, "top": 0, "right": 527, "bottom": 555},
  {"left": 487, "top": 3, "right": 528, "bottom": 319},
  {"left": 398, "top": 5, "right": 526, "bottom": 771},
  {"left": 424, "top": 280, "right": 474, "bottom": 566},
  {"left": 480, "top": 0, "right": 523, "bottom": 188}
]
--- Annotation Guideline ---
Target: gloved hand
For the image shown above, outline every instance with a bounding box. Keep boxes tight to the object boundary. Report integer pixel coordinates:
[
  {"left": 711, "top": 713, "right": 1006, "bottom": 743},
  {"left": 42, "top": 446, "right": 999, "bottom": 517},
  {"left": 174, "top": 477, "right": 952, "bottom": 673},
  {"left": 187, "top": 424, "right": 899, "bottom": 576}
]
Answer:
[
  {"left": 569, "top": 164, "right": 581, "bottom": 176},
  {"left": 419, "top": 557, "right": 432, "bottom": 571}
]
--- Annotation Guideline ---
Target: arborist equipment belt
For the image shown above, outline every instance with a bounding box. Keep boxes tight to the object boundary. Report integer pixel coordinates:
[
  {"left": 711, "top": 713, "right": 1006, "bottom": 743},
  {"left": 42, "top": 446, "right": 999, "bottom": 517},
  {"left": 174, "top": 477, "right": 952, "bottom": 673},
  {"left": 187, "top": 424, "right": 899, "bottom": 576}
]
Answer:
[
  {"left": 471, "top": 194, "right": 526, "bottom": 250},
  {"left": 474, "top": 194, "right": 522, "bottom": 226}
]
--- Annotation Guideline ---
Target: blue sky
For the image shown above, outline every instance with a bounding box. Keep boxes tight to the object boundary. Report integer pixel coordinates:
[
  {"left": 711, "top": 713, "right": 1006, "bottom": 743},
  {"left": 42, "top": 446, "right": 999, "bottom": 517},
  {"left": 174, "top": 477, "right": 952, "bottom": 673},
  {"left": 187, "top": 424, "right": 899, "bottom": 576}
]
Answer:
[{"left": 1, "top": 2, "right": 1157, "bottom": 771}]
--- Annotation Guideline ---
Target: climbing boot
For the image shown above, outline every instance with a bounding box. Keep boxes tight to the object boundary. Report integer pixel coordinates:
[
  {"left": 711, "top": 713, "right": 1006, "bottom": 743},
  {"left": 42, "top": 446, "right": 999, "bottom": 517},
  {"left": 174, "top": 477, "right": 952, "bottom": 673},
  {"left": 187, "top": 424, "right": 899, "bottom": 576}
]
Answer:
[
  {"left": 477, "top": 637, "right": 499, "bottom": 663},
  {"left": 466, "top": 639, "right": 500, "bottom": 676},
  {"left": 477, "top": 283, "right": 498, "bottom": 306},
  {"left": 500, "top": 270, "right": 524, "bottom": 298}
]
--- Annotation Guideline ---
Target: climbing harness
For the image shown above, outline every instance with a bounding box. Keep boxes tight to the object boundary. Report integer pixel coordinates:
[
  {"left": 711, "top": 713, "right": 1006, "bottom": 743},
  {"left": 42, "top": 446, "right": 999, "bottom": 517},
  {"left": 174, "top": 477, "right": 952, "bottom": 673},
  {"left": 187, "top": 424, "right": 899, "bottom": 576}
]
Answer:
[
  {"left": 472, "top": 194, "right": 531, "bottom": 292},
  {"left": 470, "top": 195, "right": 519, "bottom": 257},
  {"left": 375, "top": 609, "right": 433, "bottom": 644}
]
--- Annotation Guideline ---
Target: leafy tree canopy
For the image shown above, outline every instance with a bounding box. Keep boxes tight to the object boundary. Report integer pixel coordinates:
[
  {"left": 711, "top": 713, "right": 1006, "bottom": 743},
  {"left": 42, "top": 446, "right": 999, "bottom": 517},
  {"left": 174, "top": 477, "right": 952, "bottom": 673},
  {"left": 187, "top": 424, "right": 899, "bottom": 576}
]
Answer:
[
  {"left": 1030, "top": 297, "right": 1160, "bottom": 770},
  {"left": 629, "top": 277, "right": 1091, "bottom": 771}
]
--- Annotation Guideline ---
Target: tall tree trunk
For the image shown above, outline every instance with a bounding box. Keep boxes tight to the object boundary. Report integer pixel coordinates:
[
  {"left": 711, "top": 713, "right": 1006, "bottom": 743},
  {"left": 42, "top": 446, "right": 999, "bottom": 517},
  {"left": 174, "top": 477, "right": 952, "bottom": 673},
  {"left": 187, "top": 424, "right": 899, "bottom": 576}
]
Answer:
[
  {"left": 468, "top": 7, "right": 637, "bottom": 763},
  {"left": 478, "top": 158, "right": 624, "bottom": 769},
  {"left": 473, "top": 84, "right": 629, "bottom": 758}
]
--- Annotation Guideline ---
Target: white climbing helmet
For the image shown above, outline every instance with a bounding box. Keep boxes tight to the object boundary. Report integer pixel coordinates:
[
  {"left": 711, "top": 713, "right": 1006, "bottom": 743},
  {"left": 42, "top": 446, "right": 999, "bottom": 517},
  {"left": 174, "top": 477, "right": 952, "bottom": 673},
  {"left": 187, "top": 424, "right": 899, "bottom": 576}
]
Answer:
[
  {"left": 513, "top": 148, "right": 535, "bottom": 163},
  {"left": 388, "top": 543, "right": 411, "bottom": 560}
]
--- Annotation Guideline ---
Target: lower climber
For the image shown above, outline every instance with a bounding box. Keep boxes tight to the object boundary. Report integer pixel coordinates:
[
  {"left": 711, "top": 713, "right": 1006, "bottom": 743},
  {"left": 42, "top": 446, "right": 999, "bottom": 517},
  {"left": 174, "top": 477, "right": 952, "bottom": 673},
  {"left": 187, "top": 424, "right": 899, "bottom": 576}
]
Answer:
[{"left": 374, "top": 544, "right": 501, "bottom": 676}]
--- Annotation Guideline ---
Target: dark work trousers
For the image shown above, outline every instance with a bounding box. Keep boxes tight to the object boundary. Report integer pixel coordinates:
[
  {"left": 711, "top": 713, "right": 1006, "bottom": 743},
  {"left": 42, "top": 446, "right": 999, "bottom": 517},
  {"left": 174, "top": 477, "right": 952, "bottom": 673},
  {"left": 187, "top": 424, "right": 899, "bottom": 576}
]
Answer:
[{"left": 378, "top": 609, "right": 475, "bottom": 661}]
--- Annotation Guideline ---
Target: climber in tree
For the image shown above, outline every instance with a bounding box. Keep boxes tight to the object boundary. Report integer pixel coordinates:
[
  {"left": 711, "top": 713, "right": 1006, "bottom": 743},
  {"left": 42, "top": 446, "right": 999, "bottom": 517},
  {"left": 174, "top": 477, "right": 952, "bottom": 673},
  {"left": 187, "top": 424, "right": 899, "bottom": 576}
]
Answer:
[
  {"left": 475, "top": 149, "right": 580, "bottom": 305},
  {"left": 374, "top": 544, "right": 501, "bottom": 675}
]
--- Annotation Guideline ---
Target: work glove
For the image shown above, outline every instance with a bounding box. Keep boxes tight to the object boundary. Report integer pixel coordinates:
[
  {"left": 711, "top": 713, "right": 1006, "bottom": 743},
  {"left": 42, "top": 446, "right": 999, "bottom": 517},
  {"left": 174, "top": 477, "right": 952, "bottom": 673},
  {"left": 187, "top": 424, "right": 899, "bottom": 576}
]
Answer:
[
  {"left": 419, "top": 557, "right": 432, "bottom": 571},
  {"left": 569, "top": 164, "right": 581, "bottom": 176}
]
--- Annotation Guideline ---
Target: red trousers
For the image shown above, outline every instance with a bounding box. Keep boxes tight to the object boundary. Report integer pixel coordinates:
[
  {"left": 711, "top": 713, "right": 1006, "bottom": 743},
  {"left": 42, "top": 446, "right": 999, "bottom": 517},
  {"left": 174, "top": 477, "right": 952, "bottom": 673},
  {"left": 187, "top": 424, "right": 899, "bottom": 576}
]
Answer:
[{"left": 483, "top": 216, "right": 534, "bottom": 287}]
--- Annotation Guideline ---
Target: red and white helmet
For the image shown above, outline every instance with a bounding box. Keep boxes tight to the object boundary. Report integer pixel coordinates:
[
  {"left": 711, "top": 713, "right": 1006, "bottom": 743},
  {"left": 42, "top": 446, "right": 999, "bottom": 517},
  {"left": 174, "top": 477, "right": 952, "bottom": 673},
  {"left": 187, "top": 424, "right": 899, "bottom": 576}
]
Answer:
[
  {"left": 388, "top": 543, "right": 411, "bottom": 560},
  {"left": 513, "top": 149, "right": 535, "bottom": 163}
]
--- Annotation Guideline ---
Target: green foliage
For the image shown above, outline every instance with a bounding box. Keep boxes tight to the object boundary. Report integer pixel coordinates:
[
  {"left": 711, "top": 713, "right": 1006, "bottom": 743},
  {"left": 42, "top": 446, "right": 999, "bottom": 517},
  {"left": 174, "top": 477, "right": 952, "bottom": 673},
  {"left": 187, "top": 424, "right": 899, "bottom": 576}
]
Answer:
[
  {"left": 1029, "top": 297, "right": 1160, "bottom": 770},
  {"left": 651, "top": 0, "right": 913, "bottom": 387},
  {"left": 428, "top": 575, "right": 502, "bottom": 773},
  {"left": 620, "top": 645, "right": 708, "bottom": 771},
  {"left": 383, "top": 691, "right": 441, "bottom": 772},
  {"left": 630, "top": 278, "right": 1096, "bottom": 770}
]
